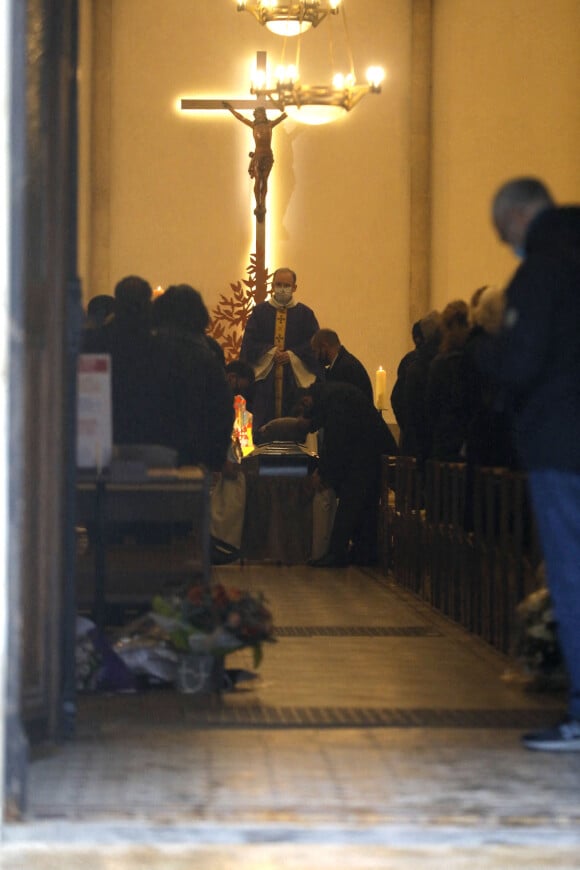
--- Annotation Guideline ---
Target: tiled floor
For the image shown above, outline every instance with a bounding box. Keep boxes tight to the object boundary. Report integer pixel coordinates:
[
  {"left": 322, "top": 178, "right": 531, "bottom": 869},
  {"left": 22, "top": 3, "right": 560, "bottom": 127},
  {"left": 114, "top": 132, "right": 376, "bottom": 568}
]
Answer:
[{"left": 4, "top": 564, "right": 580, "bottom": 868}]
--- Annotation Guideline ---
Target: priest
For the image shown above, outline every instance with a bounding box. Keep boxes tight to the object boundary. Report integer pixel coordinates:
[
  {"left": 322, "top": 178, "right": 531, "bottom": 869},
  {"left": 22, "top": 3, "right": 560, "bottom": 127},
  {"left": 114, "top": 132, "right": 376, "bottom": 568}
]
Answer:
[{"left": 240, "top": 267, "right": 321, "bottom": 429}]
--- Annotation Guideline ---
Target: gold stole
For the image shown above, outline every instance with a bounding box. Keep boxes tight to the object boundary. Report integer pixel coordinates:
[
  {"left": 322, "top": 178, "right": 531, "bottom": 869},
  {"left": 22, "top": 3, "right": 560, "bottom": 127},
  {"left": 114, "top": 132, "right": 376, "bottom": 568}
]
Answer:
[{"left": 274, "top": 309, "right": 287, "bottom": 418}]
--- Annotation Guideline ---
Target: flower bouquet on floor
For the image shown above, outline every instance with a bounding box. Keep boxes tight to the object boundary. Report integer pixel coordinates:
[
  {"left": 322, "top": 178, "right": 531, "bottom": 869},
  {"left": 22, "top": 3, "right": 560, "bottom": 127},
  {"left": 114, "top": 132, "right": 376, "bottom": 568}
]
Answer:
[
  {"left": 76, "top": 616, "right": 139, "bottom": 693},
  {"left": 151, "top": 582, "right": 275, "bottom": 671}
]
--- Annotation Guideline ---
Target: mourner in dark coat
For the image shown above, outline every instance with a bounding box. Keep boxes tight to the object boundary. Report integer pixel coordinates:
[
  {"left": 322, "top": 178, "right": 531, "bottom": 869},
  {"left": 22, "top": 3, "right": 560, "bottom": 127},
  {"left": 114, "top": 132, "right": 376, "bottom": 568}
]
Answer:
[
  {"left": 462, "top": 286, "right": 516, "bottom": 470},
  {"left": 425, "top": 300, "right": 471, "bottom": 462},
  {"left": 390, "top": 320, "right": 422, "bottom": 434},
  {"left": 150, "top": 284, "right": 234, "bottom": 469},
  {"left": 311, "top": 328, "right": 374, "bottom": 403},
  {"left": 82, "top": 275, "right": 158, "bottom": 446},
  {"left": 304, "top": 381, "right": 398, "bottom": 567},
  {"left": 399, "top": 311, "right": 441, "bottom": 461},
  {"left": 479, "top": 177, "right": 580, "bottom": 751}
]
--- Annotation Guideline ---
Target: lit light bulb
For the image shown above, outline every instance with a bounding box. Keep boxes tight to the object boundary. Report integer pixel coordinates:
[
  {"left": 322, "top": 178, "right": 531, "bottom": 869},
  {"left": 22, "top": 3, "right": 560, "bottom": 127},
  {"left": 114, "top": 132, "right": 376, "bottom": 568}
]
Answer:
[
  {"left": 252, "top": 68, "right": 268, "bottom": 91},
  {"left": 266, "top": 19, "right": 311, "bottom": 35},
  {"left": 366, "top": 66, "right": 385, "bottom": 90},
  {"left": 277, "top": 64, "right": 298, "bottom": 85},
  {"left": 332, "top": 73, "right": 345, "bottom": 89}
]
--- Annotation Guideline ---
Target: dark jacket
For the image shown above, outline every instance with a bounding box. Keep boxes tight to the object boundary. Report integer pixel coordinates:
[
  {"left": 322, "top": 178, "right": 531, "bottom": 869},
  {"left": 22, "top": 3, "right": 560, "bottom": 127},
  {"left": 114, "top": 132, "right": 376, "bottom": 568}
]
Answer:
[
  {"left": 425, "top": 348, "right": 470, "bottom": 462},
  {"left": 326, "top": 346, "right": 374, "bottom": 403},
  {"left": 81, "top": 314, "right": 159, "bottom": 446},
  {"left": 308, "top": 381, "right": 398, "bottom": 492},
  {"left": 462, "top": 326, "right": 517, "bottom": 469},
  {"left": 390, "top": 348, "right": 418, "bottom": 431},
  {"left": 478, "top": 206, "right": 580, "bottom": 471},
  {"left": 149, "top": 330, "right": 234, "bottom": 470},
  {"left": 399, "top": 337, "right": 440, "bottom": 460}
]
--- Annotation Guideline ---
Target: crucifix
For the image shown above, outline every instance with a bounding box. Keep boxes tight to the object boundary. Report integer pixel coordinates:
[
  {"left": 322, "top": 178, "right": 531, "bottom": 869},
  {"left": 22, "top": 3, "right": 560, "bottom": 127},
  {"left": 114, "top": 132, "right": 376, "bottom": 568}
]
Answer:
[{"left": 181, "top": 51, "right": 287, "bottom": 304}]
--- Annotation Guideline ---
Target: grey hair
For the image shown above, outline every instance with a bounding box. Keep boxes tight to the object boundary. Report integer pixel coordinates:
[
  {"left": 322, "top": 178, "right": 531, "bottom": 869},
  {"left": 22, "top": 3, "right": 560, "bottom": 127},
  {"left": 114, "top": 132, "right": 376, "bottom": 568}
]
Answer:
[
  {"left": 471, "top": 285, "right": 506, "bottom": 335},
  {"left": 419, "top": 310, "right": 441, "bottom": 344},
  {"left": 492, "top": 177, "right": 554, "bottom": 223}
]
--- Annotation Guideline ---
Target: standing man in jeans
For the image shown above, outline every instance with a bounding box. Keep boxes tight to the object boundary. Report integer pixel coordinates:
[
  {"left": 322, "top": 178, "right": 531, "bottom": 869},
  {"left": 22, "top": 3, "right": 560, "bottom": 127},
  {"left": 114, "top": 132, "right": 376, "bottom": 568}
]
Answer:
[{"left": 486, "top": 177, "right": 580, "bottom": 750}]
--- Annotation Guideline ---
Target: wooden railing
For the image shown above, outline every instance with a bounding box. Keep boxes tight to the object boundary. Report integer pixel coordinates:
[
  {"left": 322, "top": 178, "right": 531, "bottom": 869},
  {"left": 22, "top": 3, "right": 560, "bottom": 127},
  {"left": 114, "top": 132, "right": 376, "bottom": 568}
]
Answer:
[{"left": 379, "top": 456, "right": 542, "bottom": 653}]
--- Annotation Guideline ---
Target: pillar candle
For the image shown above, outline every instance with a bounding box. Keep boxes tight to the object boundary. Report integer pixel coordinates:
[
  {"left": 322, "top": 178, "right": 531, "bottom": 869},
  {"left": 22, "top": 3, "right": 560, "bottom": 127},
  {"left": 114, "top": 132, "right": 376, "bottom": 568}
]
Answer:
[{"left": 375, "top": 366, "right": 387, "bottom": 410}]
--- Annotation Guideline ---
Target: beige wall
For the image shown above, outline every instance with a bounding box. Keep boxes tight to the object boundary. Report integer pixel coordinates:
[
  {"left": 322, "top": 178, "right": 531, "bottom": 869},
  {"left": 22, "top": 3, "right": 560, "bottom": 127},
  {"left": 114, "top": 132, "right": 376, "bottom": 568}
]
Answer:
[
  {"left": 81, "top": 0, "right": 412, "bottom": 419},
  {"left": 80, "top": 0, "right": 580, "bottom": 421},
  {"left": 431, "top": 0, "right": 580, "bottom": 309}
]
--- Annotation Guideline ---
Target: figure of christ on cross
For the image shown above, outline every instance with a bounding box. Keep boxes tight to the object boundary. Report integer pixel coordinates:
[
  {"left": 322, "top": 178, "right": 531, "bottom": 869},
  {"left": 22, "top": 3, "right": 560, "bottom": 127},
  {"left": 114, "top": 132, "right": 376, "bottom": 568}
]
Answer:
[
  {"left": 222, "top": 102, "right": 287, "bottom": 222},
  {"left": 179, "top": 52, "right": 285, "bottom": 301}
]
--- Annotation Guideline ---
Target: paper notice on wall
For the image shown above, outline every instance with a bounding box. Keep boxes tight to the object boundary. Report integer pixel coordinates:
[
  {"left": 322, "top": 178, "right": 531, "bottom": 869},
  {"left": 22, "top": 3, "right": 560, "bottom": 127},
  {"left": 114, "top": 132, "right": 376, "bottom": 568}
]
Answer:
[{"left": 77, "top": 354, "right": 112, "bottom": 470}]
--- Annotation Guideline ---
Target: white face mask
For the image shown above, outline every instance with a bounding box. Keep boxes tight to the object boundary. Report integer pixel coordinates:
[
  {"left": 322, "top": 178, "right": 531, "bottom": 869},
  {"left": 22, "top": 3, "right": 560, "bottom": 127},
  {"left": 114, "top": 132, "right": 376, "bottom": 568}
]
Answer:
[{"left": 273, "top": 284, "right": 293, "bottom": 305}]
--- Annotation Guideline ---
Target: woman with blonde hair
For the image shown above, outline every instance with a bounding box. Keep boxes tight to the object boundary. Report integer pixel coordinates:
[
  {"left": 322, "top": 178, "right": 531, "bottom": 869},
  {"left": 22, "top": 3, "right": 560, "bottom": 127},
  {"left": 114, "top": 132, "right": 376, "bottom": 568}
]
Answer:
[
  {"left": 425, "top": 300, "right": 471, "bottom": 461},
  {"left": 463, "top": 284, "right": 516, "bottom": 470}
]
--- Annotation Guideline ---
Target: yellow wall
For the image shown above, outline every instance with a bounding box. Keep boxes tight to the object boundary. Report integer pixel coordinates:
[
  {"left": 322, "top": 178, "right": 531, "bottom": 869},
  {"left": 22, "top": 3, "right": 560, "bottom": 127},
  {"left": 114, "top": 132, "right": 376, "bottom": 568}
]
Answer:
[
  {"left": 77, "top": 0, "right": 93, "bottom": 296},
  {"left": 431, "top": 0, "right": 580, "bottom": 308},
  {"left": 80, "top": 0, "right": 580, "bottom": 421}
]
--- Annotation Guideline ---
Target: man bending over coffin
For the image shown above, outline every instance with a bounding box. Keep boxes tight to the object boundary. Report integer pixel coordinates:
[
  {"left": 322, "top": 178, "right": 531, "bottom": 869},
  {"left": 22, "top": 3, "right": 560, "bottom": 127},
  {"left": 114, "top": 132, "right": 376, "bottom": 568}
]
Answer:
[
  {"left": 300, "top": 381, "right": 398, "bottom": 568},
  {"left": 311, "top": 328, "right": 374, "bottom": 403}
]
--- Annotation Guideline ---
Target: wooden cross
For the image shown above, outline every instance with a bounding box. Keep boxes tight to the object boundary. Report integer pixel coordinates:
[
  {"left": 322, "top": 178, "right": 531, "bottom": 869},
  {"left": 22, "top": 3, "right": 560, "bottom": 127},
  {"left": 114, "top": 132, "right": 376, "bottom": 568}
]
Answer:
[{"left": 181, "top": 51, "right": 286, "bottom": 304}]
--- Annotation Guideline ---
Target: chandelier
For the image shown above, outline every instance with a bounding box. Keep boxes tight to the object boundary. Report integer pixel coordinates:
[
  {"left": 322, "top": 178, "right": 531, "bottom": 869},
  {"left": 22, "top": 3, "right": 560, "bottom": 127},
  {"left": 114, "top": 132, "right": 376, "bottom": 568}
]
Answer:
[
  {"left": 239, "top": 0, "right": 385, "bottom": 124},
  {"left": 237, "top": 1, "right": 341, "bottom": 37},
  {"left": 251, "top": 63, "right": 385, "bottom": 125}
]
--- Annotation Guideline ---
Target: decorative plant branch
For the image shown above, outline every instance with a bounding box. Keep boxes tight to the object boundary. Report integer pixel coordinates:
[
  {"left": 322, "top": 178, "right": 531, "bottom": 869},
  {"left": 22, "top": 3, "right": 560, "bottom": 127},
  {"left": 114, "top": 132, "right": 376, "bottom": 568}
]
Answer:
[{"left": 208, "top": 254, "right": 270, "bottom": 362}]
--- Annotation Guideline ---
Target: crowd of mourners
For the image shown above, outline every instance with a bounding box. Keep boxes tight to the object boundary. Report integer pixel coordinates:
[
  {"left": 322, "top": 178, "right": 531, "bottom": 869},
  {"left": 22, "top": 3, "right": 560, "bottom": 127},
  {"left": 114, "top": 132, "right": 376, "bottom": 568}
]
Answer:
[
  {"left": 82, "top": 275, "right": 519, "bottom": 475},
  {"left": 391, "top": 285, "right": 516, "bottom": 472},
  {"left": 79, "top": 270, "right": 518, "bottom": 572},
  {"left": 82, "top": 277, "right": 238, "bottom": 473}
]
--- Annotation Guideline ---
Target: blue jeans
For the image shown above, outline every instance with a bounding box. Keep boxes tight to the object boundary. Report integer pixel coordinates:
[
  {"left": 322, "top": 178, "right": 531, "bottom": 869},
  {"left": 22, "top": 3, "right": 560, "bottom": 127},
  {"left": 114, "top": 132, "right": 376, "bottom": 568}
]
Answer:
[{"left": 528, "top": 469, "right": 580, "bottom": 719}]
